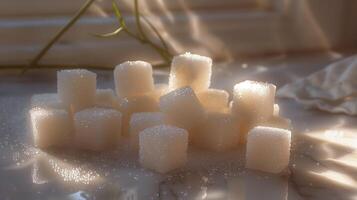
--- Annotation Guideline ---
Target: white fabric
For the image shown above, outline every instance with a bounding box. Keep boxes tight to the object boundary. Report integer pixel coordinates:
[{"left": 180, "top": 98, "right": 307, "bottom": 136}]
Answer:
[{"left": 278, "top": 55, "right": 357, "bottom": 115}]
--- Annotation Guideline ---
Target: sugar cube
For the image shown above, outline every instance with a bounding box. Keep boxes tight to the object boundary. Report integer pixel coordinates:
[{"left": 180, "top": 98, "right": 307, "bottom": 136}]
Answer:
[
  {"left": 31, "top": 93, "right": 64, "bottom": 109},
  {"left": 195, "top": 112, "right": 239, "bottom": 152},
  {"left": 152, "top": 83, "right": 169, "bottom": 102},
  {"left": 197, "top": 89, "right": 229, "bottom": 112},
  {"left": 117, "top": 95, "right": 159, "bottom": 135},
  {"left": 246, "top": 126, "right": 291, "bottom": 173},
  {"left": 74, "top": 107, "right": 122, "bottom": 151},
  {"left": 232, "top": 80, "right": 276, "bottom": 122},
  {"left": 114, "top": 61, "right": 154, "bottom": 97},
  {"left": 169, "top": 52, "right": 212, "bottom": 92},
  {"left": 96, "top": 89, "right": 115, "bottom": 108},
  {"left": 273, "top": 104, "right": 280, "bottom": 116},
  {"left": 129, "top": 112, "right": 165, "bottom": 149},
  {"left": 139, "top": 125, "right": 188, "bottom": 173},
  {"left": 30, "top": 108, "right": 73, "bottom": 148},
  {"left": 57, "top": 69, "right": 96, "bottom": 112},
  {"left": 159, "top": 87, "right": 204, "bottom": 134}
]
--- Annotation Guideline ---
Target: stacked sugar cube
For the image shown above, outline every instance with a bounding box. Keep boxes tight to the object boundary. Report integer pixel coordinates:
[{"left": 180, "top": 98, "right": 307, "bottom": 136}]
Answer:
[
  {"left": 31, "top": 69, "right": 122, "bottom": 151},
  {"left": 29, "top": 52, "right": 292, "bottom": 174}
]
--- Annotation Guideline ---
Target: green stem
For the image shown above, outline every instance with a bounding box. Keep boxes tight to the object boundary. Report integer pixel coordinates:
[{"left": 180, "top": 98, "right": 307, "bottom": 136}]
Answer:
[
  {"left": 18, "top": 0, "right": 172, "bottom": 73},
  {"left": 111, "top": 0, "right": 172, "bottom": 64},
  {"left": 141, "top": 15, "right": 170, "bottom": 53},
  {"left": 23, "top": 0, "right": 96, "bottom": 73},
  {"left": 133, "top": 0, "right": 170, "bottom": 61},
  {"left": 134, "top": 0, "right": 146, "bottom": 40}
]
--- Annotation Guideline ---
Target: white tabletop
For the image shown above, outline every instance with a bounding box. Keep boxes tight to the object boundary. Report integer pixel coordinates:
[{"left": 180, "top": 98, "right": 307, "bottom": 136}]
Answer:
[{"left": 0, "top": 52, "right": 356, "bottom": 199}]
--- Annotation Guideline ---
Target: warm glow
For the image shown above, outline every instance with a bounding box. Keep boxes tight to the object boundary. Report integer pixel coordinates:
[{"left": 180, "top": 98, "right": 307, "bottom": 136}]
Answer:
[
  {"left": 306, "top": 128, "right": 357, "bottom": 150},
  {"left": 309, "top": 170, "right": 357, "bottom": 189},
  {"left": 48, "top": 159, "right": 100, "bottom": 184},
  {"left": 32, "top": 153, "right": 101, "bottom": 185}
]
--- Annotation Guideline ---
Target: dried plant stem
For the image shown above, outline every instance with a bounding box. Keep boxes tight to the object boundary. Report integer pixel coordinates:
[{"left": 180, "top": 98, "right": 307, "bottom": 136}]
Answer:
[
  {"left": 134, "top": 0, "right": 146, "bottom": 40},
  {"left": 16, "top": 0, "right": 172, "bottom": 73},
  {"left": 133, "top": 0, "right": 172, "bottom": 62},
  {"left": 142, "top": 15, "right": 169, "bottom": 52},
  {"left": 22, "top": 0, "right": 96, "bottom": 73},
  {"left": 97, "top": 0, "right": 173, "bottom": 63}
]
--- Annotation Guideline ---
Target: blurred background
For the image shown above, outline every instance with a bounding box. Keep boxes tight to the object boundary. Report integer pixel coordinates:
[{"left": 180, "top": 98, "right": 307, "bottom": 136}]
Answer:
[{"left": 1, "top": 0, "right": 357, "bottom": 67}]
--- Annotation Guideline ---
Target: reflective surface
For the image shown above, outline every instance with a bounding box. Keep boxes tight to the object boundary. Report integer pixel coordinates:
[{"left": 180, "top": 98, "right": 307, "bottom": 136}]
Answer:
[{"left": 1, "top": 53, "right": 357, "bottom": 199}]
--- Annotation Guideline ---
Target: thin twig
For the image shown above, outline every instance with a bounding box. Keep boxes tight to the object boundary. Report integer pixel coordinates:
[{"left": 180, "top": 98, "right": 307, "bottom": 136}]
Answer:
[
  {"left": 23, "top": 0, "right": 96, "bottom": 73},
  {"left": 141, "top": 15, "right": 170, "bottom": 53},
  {"left": 132, "top": 0, "right": 172, "bottom": 61},
  {"left": 112, "top": 1, "right": 128, "bottom": 29},
  {"left": 93, "top": 27, "right": 123, "bottom": 38},
  {"left": 134, "top": 0, "right": 146, "bottom": 40},
  {"left": 16, "top": 0, "right": 173, "bottom": 73},
  {"left": 106, "top": 1, "right": 172, "bottom": 63}
]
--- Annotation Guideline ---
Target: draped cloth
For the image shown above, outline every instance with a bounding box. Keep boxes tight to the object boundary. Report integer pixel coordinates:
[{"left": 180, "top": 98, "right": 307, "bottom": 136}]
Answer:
[{"left": 277, "top": 55, "right": 357, "bottom": 115}]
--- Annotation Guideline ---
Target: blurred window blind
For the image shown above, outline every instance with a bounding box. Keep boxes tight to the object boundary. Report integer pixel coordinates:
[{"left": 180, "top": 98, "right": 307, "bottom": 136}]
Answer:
[
  {"left": 0, "top": 0, "right": 279, "bottom": 66},
  {"left": 0, "top": 0, "right": 273, "bottom": 16}
]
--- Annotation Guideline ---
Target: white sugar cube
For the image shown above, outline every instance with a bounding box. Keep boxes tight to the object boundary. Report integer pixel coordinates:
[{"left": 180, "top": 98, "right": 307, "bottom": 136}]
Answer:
[
  {"left": 232, "top": 80, "right": 276, "bottom": 122},
  {"left": 246, "top": 126, "right": 291, "bottom": 173},
  {"left": 74, "top": 107, "right": 122, "bottom": 151},
  {"left": 197, "top": 89, "right": 229, "bottom": 112},
  {"left": 31, "top": 93, "right": 64, "bottom": 109},
  {"left": 96, "top": 89, "right": 115, "bottom": 108},
  {"left": 114, "top": 61, "right": 154, "bottom": 97},
  {"left": 169, "top": 52, "right": 212, "bottom": 92},
  {"left": 152, "top": 83, "right": 169, "bottom": 101},
  {"left": 139, "top": 125, "right": 188, "bottom": 173},
  {"left": 159, "top": 87, "right": 204, "bottom": 135},
  {"left": 57, "top": 69, "right": 96, "bottom": 112},
  {"left": 117, "top": 95, "right": 159, "bottom": 135},
  {"left": 30, "top": 108, "right": 73, "bottom": 148},
  {"left": 195, "top": 112, "right": 239, "bottom": 152},
  {"left": 273, "top": 104, "right": 280, "bottom": 116},
  {"left": 129, "top": 112, "right": 165, "bottom": 149}
]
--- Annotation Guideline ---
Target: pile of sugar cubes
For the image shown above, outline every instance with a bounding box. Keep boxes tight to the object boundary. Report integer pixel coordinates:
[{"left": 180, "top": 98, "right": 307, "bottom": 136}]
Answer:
[{"left": 29, "top": 52, "right": 292, "bottom": 174}]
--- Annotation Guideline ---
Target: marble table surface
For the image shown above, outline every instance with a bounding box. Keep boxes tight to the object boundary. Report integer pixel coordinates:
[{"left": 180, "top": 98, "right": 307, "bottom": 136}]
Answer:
[{"left": 0, "top": 52, "right": 357, "bottom": 200}]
